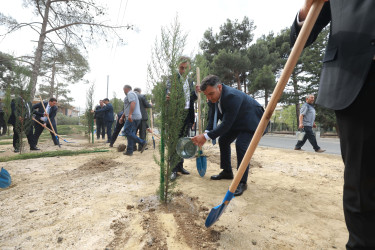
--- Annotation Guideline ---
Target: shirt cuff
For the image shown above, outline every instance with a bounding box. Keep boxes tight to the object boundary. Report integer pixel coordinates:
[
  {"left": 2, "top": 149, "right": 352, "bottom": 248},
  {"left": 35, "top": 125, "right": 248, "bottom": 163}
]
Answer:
[
  {"left": 204, "top": 133, "right": 211, "bottom": 141},
  {"left": 297, "top": 11, "right": 304, "bottom": 26}
]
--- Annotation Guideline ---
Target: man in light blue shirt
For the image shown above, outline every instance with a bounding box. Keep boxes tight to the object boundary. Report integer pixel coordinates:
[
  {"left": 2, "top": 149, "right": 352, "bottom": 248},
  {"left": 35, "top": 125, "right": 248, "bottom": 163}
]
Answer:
[{"left": 119, "top": 85, "right": 147, "bottom": 156}]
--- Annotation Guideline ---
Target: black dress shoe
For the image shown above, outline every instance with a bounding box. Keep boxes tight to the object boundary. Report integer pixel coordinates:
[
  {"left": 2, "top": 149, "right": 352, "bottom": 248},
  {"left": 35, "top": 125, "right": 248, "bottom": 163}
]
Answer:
[
  {"left": 234, "top": 183, "right": 247, "bottom": 196},
  {"left": 170, "top": 172, "right": 178, "bottom": 181},
  {"left": 14, "top": 149, "right": 20, "bottom": 153},
  {"left": 211, "top": 170, "right": 233, "bottom": 180},
  {"left": 30, "top": 147, "right": 40, "bottom": 151},
  {"left": 123, "top": 151, "right": 133, "bottom": 156},
  {"left": 178, "top": 167, "right": 190, "bottom": 175},
  {"left": 109, "top": 143, "right": 113, "bottom": 147},
  {"left": 140, "top": 142, "right": 148, "bottom": 153}
]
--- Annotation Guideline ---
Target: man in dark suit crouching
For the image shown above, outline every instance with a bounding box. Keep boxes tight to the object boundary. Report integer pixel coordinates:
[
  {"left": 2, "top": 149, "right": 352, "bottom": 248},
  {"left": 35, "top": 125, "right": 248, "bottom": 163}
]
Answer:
[{"left": 192, "top": 75, "right": 265, "bottom": 196}]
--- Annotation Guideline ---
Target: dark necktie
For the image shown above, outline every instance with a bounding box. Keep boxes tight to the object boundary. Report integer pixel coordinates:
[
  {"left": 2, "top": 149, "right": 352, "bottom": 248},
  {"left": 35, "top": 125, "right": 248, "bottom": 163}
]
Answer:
[{"left": 212, "top": 104, "right": 218, "bottom": 145}]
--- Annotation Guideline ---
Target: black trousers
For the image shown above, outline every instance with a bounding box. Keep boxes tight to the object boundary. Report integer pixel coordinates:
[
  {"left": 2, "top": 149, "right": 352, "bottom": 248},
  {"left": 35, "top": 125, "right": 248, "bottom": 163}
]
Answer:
[
  {"left": 34, "top": 120, "right": 59, "bottom": 145},
  {"left": 295, "top": 126, "right": 320, "bottom": 151},
  {"left": 110, "top": 119, "right": 124, "bottom": 145},
  {"left": 12, "top": 123, "right": 35, "bottom": 149},
  {"left": 96, "top": 118, "right": 105, "bottom": 139},
  {"left": 219, "top": 130, "right": 253, "bottom": 184},
  {"left": 335, "top": 62, "right": 375, "bottom": 249},
  {"left": 105, "top": 120, "right": 113, "bottom": 142},
  {"left": 136, "top": 120, "right": 148, "bottom": 149},
  {"left": 172, "top": 112, "right": 192, "bottom": 172}
]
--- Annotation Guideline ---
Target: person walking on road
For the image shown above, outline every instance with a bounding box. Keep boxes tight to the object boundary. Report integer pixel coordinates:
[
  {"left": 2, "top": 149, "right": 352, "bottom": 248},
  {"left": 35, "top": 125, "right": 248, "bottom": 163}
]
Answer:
[{"left": 294, "top": 94, "right": 325, "bottom": 153}]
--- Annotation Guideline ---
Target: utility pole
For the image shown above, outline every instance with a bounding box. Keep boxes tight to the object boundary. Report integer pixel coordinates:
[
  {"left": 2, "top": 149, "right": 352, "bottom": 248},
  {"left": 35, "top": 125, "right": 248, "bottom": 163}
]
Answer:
[{"left": 106, "top": 75, "right": 109, "bottom": 98}]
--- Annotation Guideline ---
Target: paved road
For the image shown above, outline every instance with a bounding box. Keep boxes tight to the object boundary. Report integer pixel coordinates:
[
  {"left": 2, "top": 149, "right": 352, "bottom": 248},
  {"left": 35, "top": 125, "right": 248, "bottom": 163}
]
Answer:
[{"left": 259, "top": 134, "right": 341, "bottom": 155}]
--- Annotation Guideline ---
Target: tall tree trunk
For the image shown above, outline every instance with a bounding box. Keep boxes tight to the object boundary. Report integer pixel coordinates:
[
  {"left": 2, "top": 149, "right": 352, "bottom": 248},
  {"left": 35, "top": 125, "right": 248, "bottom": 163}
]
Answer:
[
  {"left": 291, "top": 72, "right": 300, "bottom": 126},
  {"left": 29, "top": 0, "right": 51, "bottom": 100},
  {"left": 50, "top": 61, "right": 56, "bottom": 98},
  {"left": 235, "top": 72, "right": 242, "bottom": 91}
]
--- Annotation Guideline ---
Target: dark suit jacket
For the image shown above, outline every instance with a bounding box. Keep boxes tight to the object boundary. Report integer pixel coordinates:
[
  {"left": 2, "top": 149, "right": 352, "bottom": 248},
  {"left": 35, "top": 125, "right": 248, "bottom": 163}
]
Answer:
[
  {"left": 95, "top": 103, "right": 114, "bottom": 122},
  {"left": 291, "top": 1, "right": 375, "bottom": 110},
  {"left": 205, "top": 84, "right": 264, "bottom": 140},
  {"left": 136, "top": 93, "right": 152, "bottom": 121},
  {"left": 8, "top": 98, "right": 33, "bottom": 126},
  {"left": 94, "top": 105, "right": 105, "bottom": 120},
  {"left": 32, "top": 101, "right": 57, "bottom": 126}
]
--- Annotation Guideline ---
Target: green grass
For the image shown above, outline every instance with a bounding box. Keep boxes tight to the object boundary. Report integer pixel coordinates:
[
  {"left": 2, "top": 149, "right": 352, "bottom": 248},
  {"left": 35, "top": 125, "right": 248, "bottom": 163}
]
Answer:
[
  {"left": 57, "top": 125, "right": 86, "bottom": 136},
  {"left": 0, "top": 141, "right": 12, "bottom": 145},
  {"left": 0, "top": 148, "right": 109, "bottom": 162}
]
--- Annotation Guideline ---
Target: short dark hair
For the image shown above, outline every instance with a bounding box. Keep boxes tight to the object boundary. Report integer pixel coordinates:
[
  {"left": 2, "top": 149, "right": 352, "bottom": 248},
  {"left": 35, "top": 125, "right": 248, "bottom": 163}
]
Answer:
[
  {"left": 200, "top": 75, "right": 221, "bottom": 91},
  {"left": 123, "top": 85, "right": 132, "bottom": 90},
  {"left": 178, "top": 56, "right": 191, "bottom": 65},
  {"left": 134, "top": 88, "right": 141, "bottom": 93},
  {"left": 49, "top": 97, "right": 57, "bottom": 102},
  {"left": 103, "top": 98, "right": 110, "bottom": 102}
]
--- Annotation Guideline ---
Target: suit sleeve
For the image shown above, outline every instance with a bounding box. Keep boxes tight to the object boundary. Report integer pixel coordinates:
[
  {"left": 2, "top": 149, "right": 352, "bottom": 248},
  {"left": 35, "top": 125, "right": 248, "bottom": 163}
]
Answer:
[
  {"left": 141, "top": 95, "right": 152, "bottom": 109},
  {"left": 290, "top": 2, "right": 331, "bottom": 48},
  {"left": 32, "top": 103, "right": 45, "bottom": 117},
  {"left": 207, "top": 93, "right": 242, "bottom": 140}
]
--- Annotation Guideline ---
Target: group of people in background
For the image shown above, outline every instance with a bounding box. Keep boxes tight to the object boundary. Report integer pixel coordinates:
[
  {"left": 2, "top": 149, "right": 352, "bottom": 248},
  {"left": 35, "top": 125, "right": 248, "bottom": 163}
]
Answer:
[{"left": 92, "top": 87, "right": 152, "bottom": 156}]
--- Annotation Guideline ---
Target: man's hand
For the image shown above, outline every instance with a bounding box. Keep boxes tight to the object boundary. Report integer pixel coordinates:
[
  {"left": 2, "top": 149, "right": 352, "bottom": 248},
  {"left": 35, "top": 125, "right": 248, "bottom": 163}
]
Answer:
[
  {"left": 313, "top": 122, "right": 317, "bottom": 128},
  {"left": 166, "top": 94, "right": 170, "bottom": 101},
  {"left": 192, "top": 134, "right": 207, "bottom": 148},
  {"left": 42, "top": 123, "right": 47, "bottom": 128},
  {"left": 128, "top": 114, "right": 133, "bottom": 123},
  {"left": 195, "top": 85, "right": 201, "bottom": 93},
  {"left": 90, "top": 110, "right": 95, "bottom": 114},
  {"left": 147, "top": 128, "right": 152, "bottom": 133},
  {"left": 299, "top": 124, "right": 304, "bottom": 129},
  {"left": 300, "top": 0, "right": 328, "bottom": 22},
  {"left": 119, "top": 116, "right": 124, "bottom": 124},
  {"left": 44, "top": 112, "right": 49, "bottom": 118}
]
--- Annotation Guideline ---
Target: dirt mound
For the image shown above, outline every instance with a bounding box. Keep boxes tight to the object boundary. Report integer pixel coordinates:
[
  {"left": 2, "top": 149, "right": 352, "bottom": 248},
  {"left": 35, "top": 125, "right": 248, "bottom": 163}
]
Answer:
[
  {"left": 107, "top": 194, "right": 223, "bottom": 249},
  {"left": 75, "top": 157, "right": 120, "bottom": 174}
]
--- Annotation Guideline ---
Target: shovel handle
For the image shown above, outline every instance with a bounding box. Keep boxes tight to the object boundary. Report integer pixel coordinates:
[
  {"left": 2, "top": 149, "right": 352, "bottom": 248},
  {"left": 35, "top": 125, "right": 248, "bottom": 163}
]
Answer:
[
  {"left": 39, "top": 96, "right": 58, "bottom": 139},
  {"left": 196, "top": 67, "right": 203, "bottom": 151},
  {"left": 228, "top": 0, "right": 325, "bottom": 193},
  {"left": 32, "top": 117, "right": 65, "bottom": 141}
]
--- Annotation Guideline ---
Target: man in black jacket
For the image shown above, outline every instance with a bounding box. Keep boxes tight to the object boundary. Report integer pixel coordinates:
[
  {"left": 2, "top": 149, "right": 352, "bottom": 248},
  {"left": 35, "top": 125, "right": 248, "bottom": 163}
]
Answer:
[
  {"left": 94, "top": 100, "right": 105, "bottom": 140},
  {"left": 169, "top": 56, "right": 198, "bottom": 181},
  {"left": 8, "top": 97, "right": 38, "bottom": 152},
  {"left": 192, "top": 75, "right": 264, "bottom": 196},
  {"left": 33, "top": 97, "right": 59, "bottom": 146},
  {"left": 134, "top": 88, "right": 152, "bottom": 151},
  {"left": 291, "top": 1, "right": 375, "bottom": 248},
  {"left": 93, "top": 98, "right": 114, "bottom": 143}
]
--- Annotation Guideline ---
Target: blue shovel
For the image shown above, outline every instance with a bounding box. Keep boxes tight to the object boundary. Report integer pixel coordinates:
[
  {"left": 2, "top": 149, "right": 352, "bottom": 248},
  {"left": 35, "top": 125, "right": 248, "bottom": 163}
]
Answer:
[
  {"left": 205, "top": 0, "right": 325, "bottom": 227},
  {"left": 196, "top": 67, "right": 207, "bottom": 177},
  {"left": 0, "top": 167, "right": 11, "bottom": 188}
]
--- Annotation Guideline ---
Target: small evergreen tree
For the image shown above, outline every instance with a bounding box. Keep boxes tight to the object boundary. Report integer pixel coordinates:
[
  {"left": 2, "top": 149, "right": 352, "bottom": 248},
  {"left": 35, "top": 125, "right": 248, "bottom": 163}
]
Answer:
[
  {"left": 85, "top": 83, "right": 95, "bottom": 143},
  {"left": 147, "top": 16, "right": 188, "bottom": 203}
]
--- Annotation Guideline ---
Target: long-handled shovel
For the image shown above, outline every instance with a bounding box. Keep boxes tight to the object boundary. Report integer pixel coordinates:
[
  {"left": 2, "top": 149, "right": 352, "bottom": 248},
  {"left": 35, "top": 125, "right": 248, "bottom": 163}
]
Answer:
[
  {"left": 39, "top": 96, "right": 60, "bottom": 147},
  {"left": 0, "top": 167, "right": 11, "bottom": 188},
  {"left": 32, "top": 118, "right": 74, "bottom": 143},
  {"left": 196, "top": 67, "right": 207, "bottom": 177},
  {"left": 205, "top": 0, "right": 325, "bottom": 228}
]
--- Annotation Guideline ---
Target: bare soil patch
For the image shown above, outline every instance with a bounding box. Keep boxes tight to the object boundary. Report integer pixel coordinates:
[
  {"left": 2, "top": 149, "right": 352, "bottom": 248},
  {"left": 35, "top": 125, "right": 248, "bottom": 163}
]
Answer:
[{"left": 0, "top": 135, "right": 348, "bottom": 249}]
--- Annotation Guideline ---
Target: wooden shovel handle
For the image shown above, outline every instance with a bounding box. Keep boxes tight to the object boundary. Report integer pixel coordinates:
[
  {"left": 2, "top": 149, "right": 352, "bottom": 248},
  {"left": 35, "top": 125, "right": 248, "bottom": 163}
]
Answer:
[
  {"left": 228, "top": 0, "right": 325, "bottom": 193},
  {"left": 196, "top": 67, "right": 203, "bottom": 150},
  {"left": 39, "top": 96, "right": 57, "bottom": 137}
]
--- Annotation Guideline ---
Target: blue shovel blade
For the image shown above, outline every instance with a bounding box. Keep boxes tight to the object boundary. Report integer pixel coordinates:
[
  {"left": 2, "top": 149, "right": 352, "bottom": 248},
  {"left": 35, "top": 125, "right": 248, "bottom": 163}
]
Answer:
[
  {"left": 0, "top": 167, "right": 11, "bottom": 188},
  {"left": 196, "top": 150, "right": 207, "bottom": 177},
  {"left": 205, "top": 190, "right": 234, "bottom": 227}
]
